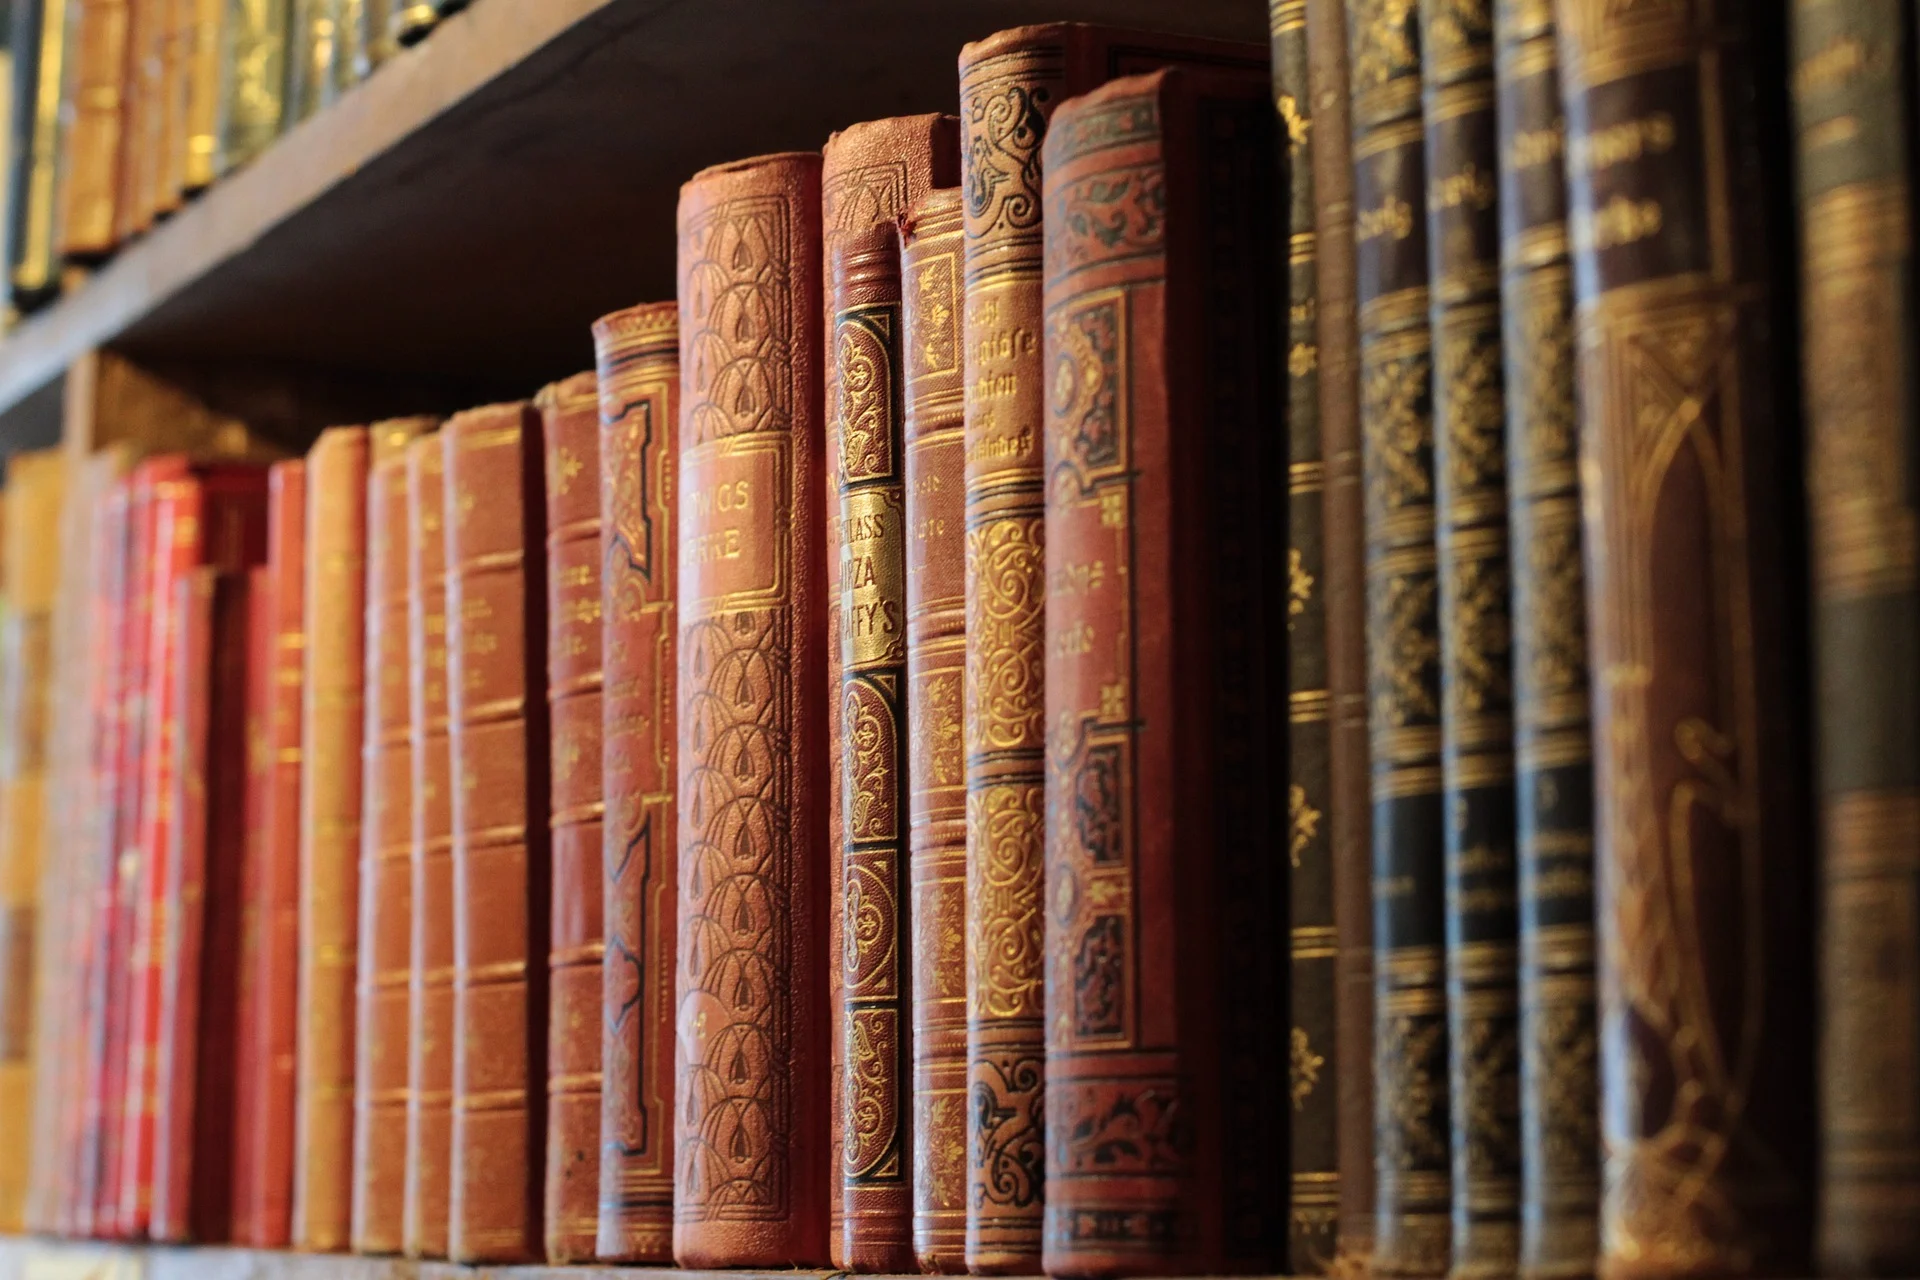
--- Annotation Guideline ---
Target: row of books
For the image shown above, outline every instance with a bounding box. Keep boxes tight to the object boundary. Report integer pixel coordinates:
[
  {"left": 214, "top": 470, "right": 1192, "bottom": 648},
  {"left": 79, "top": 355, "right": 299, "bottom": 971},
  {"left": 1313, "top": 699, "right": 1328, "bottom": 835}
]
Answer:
[{"left": 0, "top": 0, "right": 471, "bottom": 321}]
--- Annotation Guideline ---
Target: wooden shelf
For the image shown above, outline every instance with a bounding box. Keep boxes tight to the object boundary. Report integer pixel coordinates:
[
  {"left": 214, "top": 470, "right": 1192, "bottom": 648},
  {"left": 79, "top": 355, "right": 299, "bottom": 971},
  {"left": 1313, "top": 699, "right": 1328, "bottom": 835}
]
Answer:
[{"left": 0, "top": 0, "right": 1263, "bottom": 439}]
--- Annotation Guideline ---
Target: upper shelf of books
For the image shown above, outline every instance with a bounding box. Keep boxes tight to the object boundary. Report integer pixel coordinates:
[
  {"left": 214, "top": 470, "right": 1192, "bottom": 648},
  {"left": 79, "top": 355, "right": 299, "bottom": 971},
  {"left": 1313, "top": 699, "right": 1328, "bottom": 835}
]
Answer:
[{"left": 0, "top": 0, "right": 1265, "bottom": 435}]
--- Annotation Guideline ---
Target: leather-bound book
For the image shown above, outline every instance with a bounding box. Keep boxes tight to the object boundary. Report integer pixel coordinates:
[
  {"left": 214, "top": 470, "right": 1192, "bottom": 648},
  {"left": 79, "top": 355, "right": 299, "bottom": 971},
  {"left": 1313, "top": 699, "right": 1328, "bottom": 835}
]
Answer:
[
  {"left": 900, "top": 186, "right": 966, "bottom": 1276},
  {"left": 117, "top": 0, "right": 166, "bottom": 238},
  {"left": 150, "top": 0, "right": 190, "bottom": 216},
  {"left": 294, "top": 425, "right": 370, "bottom": 1253},
  {"left": 335, "top": 0, "right": 364, "bottom": 90},
  {"left": 57, "top": 0, "right": 131, "bottom": 259},
  {"left": 284, "top": 0, "right": 333, "bottom": 123},
  {"left": 956, "top": 26, "right": 1263, "bottom": 1271},
  {"left": 821, "top": 111, "right": 957, "bottom": 1275},
  {"left": 350, "top": 416, "right": 436, "bottom": 1255},
  {"left": 1560, "top": 4, "right": 1815, "bottom": 1277},
  {"left": 673, "top": 150, "right": 829, "bottom": 1270},
  {"left": 391, "top": 0, "right": 434, "bottom": 45},
  {"left": 1040, "top": 66, "right": 1286, "bottom": 1279},
  {"left": 177, "top": 0, "right": 223, "bottom": 193},
  {"left": 228, "top": 564, "right": 273, "bottom": 1240},
  {"left": 402, "top": 432, "right": 453, "bottom": 1260},
  {"left": 1797, "top": 0, "right": 1920, "bottom": 1272},
  {"left": 444, "top": 400, "right": 550, "bottom": 1265},
  {"left": 1420, "top": 0, "right": 1520, "bottom": 1273},
  {"left": 214, "top": 0, "right": 288, "bottom": 173},
  {"left": 1494, "top": 1, "right": 1595, "bottom": 1275},
  {"left": 1271, "top": 0, "right": 1338, "bottom": 1269},
  {"left": 0, "top": 450, "right": 63, "bottom": 1229},
  {"left": 150, "top": 568, "right": 252, "bottom": 1242},
  {"left": 231, "top": 459, "right": 304, "bottom": 1247},
  {"left": 1346, "top": 0, "right": 1450, "bottom": 1271},
  {"left": 536, "top": 371, "right": 604, "bottom": 1265},
  {"left": 1306, "top": 0, "right": 1374, "bottom": 1265},
  {"left": 6, "top": 0, "right": 72, "bottom": 310},
  {"left": 591, "top": 301, "right": 679, "bottom": 1265},
  {"left": 355, "top": 0, "right": 394, "bottom": 78}
]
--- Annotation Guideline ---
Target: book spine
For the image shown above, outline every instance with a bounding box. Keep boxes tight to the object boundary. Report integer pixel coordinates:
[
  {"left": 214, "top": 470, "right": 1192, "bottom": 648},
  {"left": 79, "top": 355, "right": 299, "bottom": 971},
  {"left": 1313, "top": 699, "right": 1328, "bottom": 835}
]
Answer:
[
  {"left": 120, "top": 0, "right": 165, "bottom": 236},
  {"left": 1346, "top": 0, "right": 1451, "bottom": 1272},
  {"left": 229, "top": 564, "right": 274, "bottom": 1243},
  {"left": 57, "top": 0, "right": 130, "bottom": 258},
  {"left": 591, "top": 301, "right": 679, "bottom": 1265},
  {"left": 284, "top": 0, "right": 332, "bottom": 123},
  {"left": 214, "top": 0, "right": 288, "bottom": 174},
  {"left": 7, "top": 0, "right": 71, "bottom": 308},
  {"left": 1795, "top": 1, "right": 1920, "bottom": 1272},
  {"left": 355, "top": 0, "right": 392, "bottom": 77},
  {"left": 390, "top": 0, "right": 433, "bottom": 45},
  {"left": 900, "top": 187, "right": 966, "bottom": 1276},
  {"left": 179, "top": 0, "right": 221, "bottom": 191},
  {"left": 672, "top": 150, "right": 829, "bottom": 1269},
  {"left": 294, "top": 425, "right": 369, "bottom": 1252},
  {"left": 401, "top": 433, "right": 452, "bottom": 1260},
  {"left": 333, "top": 0, "right": 360, "bottom": 92},
  {"left": 1559, "top": 3, "right": 1815, "bottom": 1276},
  {"left": 155, "top": 0, "right": 194, "bottom": 211},
  {"left": 1272, "top": 0, "right": 1339, "bottom": 1270},
  {"left": 537, "top": 371, "right": 604, "bottom": 1266},
  {"left": 351, "top": 418, "right": 433, "bottom": 1255},
  {"left": 444, "top": 401, "right": 550, "bottom": 1266},
  {"left": 1493, "top": 2, "right": 1596, "bottom": 1276}
]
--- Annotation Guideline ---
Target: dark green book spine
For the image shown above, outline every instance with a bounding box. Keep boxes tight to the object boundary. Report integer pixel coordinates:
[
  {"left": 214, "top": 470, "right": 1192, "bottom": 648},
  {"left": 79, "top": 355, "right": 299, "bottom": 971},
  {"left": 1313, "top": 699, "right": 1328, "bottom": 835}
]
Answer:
[
  {"left": 1794, "top": 0, "right": 1920, "bottom": 1273},
  {"left": 1346, "top": 0, "right": 1449, "bottom": 1273},
  {"left": 216, "top": 0, "right": 291, "bottom": 175},
  {"left": 6, "top": 0, "right": 68, "bottom": 313}
]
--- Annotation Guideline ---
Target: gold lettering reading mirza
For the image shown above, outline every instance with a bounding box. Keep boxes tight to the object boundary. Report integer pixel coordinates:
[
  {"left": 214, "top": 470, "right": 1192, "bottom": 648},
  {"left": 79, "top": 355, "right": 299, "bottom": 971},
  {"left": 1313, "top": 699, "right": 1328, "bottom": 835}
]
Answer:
[
  {"left": 1566, "top": 112, "right": 1673, "bottom": 175},
  {"left": 1356, "top": 194, "right": 1416, "bottom": 244},
  {"left": 1569, "top": 196, "right": 1663, "bottom": 254}
]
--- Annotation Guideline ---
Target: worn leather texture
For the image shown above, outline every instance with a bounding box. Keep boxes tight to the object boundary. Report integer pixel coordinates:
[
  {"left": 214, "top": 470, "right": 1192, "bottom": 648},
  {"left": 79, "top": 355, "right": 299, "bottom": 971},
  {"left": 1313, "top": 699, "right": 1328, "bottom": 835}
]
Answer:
[
  {"left": 672, "top": 150, "right": 830, "bottom": 1270},
  {"left": 537, "top": 371, "right": 605, "bottom": 1265},
  {"left": 899, "top": 186, "right": 967, "bottom": 1276},
  {"left": 592, "top": 301, "right": 680, "bottom": 1265},
  {"left": 1039, "top": 67, "right": 1286, "bottom": 1279},
  {"left": 444, "top": 401, "right": 551, "bottom": 1265}
]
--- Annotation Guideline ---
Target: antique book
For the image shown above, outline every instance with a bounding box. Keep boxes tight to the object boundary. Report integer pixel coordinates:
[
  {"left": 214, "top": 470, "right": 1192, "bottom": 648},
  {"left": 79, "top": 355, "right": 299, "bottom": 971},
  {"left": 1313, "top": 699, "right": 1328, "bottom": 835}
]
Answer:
[
  {"left": 820, "top": 111, "right": 957, "bottom": 1275},
  {"left": 230, "top": 459, "right": 304, "bottom": 1248},
  {"left": 284, "top": 0, "right": 333, "bottom": 123},
  {"left": 350, "top": 417, "right": 436, "bottom": 1255},
  {"left": 401, "top": 432, "right": 453, "bottom": 1260},
  {"left": 591, "top": 301, "right": 679, "bottom": 1265},
  {"left": 955, "top": 25, "right": 1263, "bottom": 1271},
  {"left": 149, "top": 568, "right": 251, "bottom": 1242},
  {"left": 335, "top": 0, "right": 364, "bottom": 91},
  {"left": 0, "top": 450, "right": 63, "bottom": 1230},
  {"left": 1420, "top": 0, "right": 1520, "bottom": 1273},
  {"left": 56, "top": 0, "right": 130, "bottom": 258},
  {"left": 150, "top": 0, "right": 190, "bottom": 216},
  {"left": 215, "top": 0, "right": 289, "bottom": 174},
  {"left": 673, "top": 150, "right": 829, "bottom": 1270},
  {"left": 5, "top": 0, "right": 70, "bottom": 309},
  {"left": 1272, "top": 0, "right": 1337, "bottom": 1270},
  {"left": 1307, "top": 0, "right": 1374, "bottom": 1264},
  {"left": 1040, "top": 66, "right": 1286, "bottom": 1278},
  {"left": 117, "top": 0, "right": 166, "bottom": 237},
  {"left": 536, "top": 371, "right": 604, "bottom": 1265},
  {"left": 1494, "top": 1, "right": 1596, "bottom": 1276},
  {"left": 1796, "top": 0, "right": 1920, "bottom": 1272},
  {"left": 444, "top": 401, "right": 550, "bottom": 1266},
  {"left": 228, "top": 564, "right": 274, "bottom": 1241},
  {"left": 293, "top": 425, "right": 370, "bottom": 1252},
  {"left": 1561, "top": 3, "right": 1815, "bottom": 1276},
  {"left": 391, "top": 0, "right": 434, "bottom": 44},
  {"left": 899, "top": 186, "right": 967, "bottom": 1276},
  {"left": 355, "top": 0, "right": 394, "bottom": 78},
  {"left": 178, "top": 0, "right": 223, "bottom": 192},
  {"left": 1346, "top": 0, "right": 1451, "bottom": 1272}
]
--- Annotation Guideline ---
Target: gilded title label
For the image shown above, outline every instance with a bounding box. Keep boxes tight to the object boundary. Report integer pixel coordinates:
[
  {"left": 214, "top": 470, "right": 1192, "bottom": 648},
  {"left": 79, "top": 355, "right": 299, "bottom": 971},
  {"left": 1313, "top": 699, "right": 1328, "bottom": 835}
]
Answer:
[{"left": 679, "top": 439, "right": 787, "bottom": 609}]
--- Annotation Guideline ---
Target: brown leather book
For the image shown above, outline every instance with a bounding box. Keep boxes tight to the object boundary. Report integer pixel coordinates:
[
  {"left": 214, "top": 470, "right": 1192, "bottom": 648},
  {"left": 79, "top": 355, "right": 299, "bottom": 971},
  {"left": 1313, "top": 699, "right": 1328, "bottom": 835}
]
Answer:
[
  {"left": 402, "top": 432, "right": 453, "bottom": 1260},
  {"left": 1306, "top": 0, "right": 1373, "bottom": 1265},
  {"left": 444, "top": 400, "right": 550, "bottom": 1265},
  {"left": 57, "top": 0, "right": 133, "bottom": 258},
  {"left": 821, "top": 111, "right": 957, "bottom": 1276},
  {"left": 1040, "top": 66, "right": 1286, "bottom": 1278},
  {"left": 228, "top": 564, "right": 274, "bottom": 1241},
  {"left": 177, "top": 0, "right": 222, "bottom": 193},
  {"left": 116, "top": 0, "right": 162, "bottom": 239},
  {"left": 536, "top": 371, "right": 604, "bottom": 1265},
  {"left": 900, "top": 186, "right": 966, "bottom": 1276},
  {"left": 592, "top": 301, "right": 679, "bottom": 1265},
  {"left": 294, "top": 425, "right": 370, "bottom": 1253},
  {"left": 231, "top": 459, "right": 304, "bottom": 1248},
  {"left": 1561, "top": 4, "right": 1814, "bottom": 1278},
  {"left": 956, "top": 26, "right": 1264, "bottom": 1272},
  {"left": 351, "top": 417, "right": 436, "bottom": 1255},
  {"left": 673, "top": 150, "right": 829, "bottom": 1270}
]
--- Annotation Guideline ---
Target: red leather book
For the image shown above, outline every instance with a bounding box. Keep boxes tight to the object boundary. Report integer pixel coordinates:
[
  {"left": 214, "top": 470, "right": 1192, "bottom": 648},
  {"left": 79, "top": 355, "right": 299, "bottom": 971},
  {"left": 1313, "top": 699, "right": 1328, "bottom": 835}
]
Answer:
[
  {"left": 150, "top": 568, "right": 253, "bottom": 1241},
  {"left": 351, "top": 418, "right": 436, "bottom": 1255},
  {"left": 228, "top": 565, "right": 275, "bottom": 1240},
  {"left": 592, "top": 301, "right": 679, "bottom": 1264},
  {"left": 899, "top": 186, "right": 968, "bottom": 1275},
  {"left": 1040, "top": 67, "right": 1286, "bottom": 1276},
  {"left": 820, "top": 113, "right": 958, "bottom": 1276},
  {"left": 444, "top": 401, "right": 550, "bottom": 1265},
  {"left": 231, "top": 459, "right": 305, "bottom": 1247},
  {"left": 673, "top": 150, "right": 830, "bottom": 1270},
  {"left": 536, "top": 372, "right": 604, "bottom": 1264},
  {"left": 402, "top": 433, "right": 453, "bottom": 1260}
]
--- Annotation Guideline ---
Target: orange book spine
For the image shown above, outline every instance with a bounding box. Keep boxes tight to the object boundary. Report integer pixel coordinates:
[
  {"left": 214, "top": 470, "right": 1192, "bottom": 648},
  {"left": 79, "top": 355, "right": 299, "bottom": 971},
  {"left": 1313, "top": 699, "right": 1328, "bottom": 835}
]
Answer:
[{"left": 229, "top": 565, "right": 275, "bottom": 1239}]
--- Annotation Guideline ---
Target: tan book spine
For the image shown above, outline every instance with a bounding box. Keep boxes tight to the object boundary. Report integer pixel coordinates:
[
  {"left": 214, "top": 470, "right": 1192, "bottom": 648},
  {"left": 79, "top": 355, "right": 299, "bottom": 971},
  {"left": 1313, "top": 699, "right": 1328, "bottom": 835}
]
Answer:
[{"left": 58, "top": 0, "right": 133, "bottom": 258}]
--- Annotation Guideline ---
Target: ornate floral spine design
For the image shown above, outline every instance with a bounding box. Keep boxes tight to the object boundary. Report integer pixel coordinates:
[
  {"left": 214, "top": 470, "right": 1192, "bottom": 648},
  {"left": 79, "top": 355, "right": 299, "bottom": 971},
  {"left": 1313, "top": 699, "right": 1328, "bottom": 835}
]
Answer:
[
  {"left": 1791, "top": 0, "right": 1920, "bottom": 1270},
  {"left": 1494, "top": 2, "right": 1595, "bottom": 1276},
  {"left": 1274, "top": 0, "right": 1340, "bottom": 1270},
  {"left": 1560, "top": 3, "right": 1814, "bottom": 1276},
  {"left": 593, "top": 302, "right": 679, "bottom": 1264}
]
